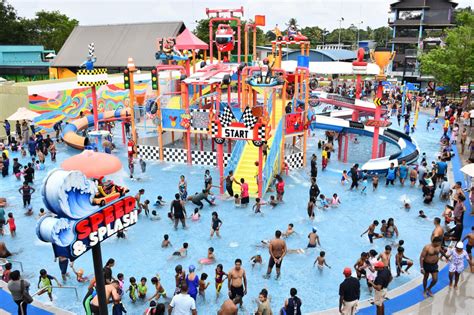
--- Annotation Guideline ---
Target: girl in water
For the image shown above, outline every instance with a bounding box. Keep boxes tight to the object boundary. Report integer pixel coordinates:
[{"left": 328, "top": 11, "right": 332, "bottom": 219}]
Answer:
[{"left": 178, "top": 175, "right": 187, "bottom": 201}]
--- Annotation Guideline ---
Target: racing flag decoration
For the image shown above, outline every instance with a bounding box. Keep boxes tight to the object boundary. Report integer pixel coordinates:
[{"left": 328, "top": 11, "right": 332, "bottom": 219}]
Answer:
[
  {"left": 219, "top": 105, "right": 236, "bottom": 128},
  {"left": 241, "top": 106, "right": 258, "bottom": 129}
]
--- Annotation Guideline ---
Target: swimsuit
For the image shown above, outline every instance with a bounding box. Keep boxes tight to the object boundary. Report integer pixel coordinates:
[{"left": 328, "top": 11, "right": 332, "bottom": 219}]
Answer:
[
  {"left": 215, "top": 271, "right": 224, "bottom": 293},
  {"left": 137, "top": 283, "right": 147, "bottom": 298},
  {"left": 422, "top": 261, "right": 438, "bottom": 273}
]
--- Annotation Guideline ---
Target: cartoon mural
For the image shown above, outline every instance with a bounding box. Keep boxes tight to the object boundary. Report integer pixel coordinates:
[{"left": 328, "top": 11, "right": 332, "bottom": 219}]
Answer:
[{"left": 30, "top": 81, "right": 150, "bottom": 132}]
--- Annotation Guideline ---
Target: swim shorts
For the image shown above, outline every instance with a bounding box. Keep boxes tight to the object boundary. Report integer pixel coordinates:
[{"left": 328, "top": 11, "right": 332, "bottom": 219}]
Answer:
[
  {"left": 423, "top": 262, "right": 438, "bottom": 273},
  {"left": 230, "top": 285, "right": 244, "bottom": 299}
]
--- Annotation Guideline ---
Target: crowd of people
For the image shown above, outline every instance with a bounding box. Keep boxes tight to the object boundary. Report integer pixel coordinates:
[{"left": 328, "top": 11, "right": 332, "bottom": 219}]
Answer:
[{"left": 1, "top": 90, "right": 473, "bottom": 315}]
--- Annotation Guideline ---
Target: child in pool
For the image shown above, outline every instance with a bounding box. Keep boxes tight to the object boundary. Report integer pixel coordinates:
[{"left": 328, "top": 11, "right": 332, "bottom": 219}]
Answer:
[
  {"left": 234, "top": 194, "right": 241, "bottom": 207},
  {"left": 137, "top": 277, "right": 147, "bottom": 300},
  {"left": 161, "top": 234, "right": 172, "bottom": 248},
  {"left": 331, "top": 194, "right": 341, "bottom": 207},
  {"left": 37, "top": 269, "right": 61, "bottom": 301},
  {"left": 154, "top": 196, "right": 166, "bottom": 207},
  {"left": 20, "top": 147, "right": 26, "bottom": 158},
  {"left": 215, "top": 264, "right": 227, "bottom": 298},
  {"left": 314, "top": 251, "right": 331, "bottom": 270},
  {"left": 418, "top": 210, "right": 428, "bottom": 219},
  {"left": 148, "top": 275, "right": 167, "bottom": 301},
  {"left": 372, "top": 175, "right": 379, "bottom": 191},
  {"left": 403, "top": 200, "right": 411, "bottom": 210},
  {"left": 199, "top": 273, "right": 210, "bottom": 299},
  {"left": 191, "top": 208, "right": 201, "bottom": 221},
  {"left": 253, "top": 198, "right": 266, "bottom": 214},
  {"left": 37, "top": 208, "right": 46, "bottom": 219},
  {"left": 283, "top": 223, "right": 295, "bottom": 237},
  {"left": 142, "top": 200, "right": 151, "bottom": 217},
  {"left": 171, "top": 243, "right": 188, "bottom": 258},
  {"left": 150, "top": 210, "right": 160, "bottom": 221},
  {"left": 250, "top": 253, "right": 263, "bottom": 268},
  {"left": 269, "top": 195, "right": 278, "bottom": 207},
  {"left": 127, "top": 277, "right": 138, "bottom": 303},
  {"left": 199, "top": 247, "right": 215, "bottom": 265},
  {"left": 318, "top": 194, "right": 329, "bottom": 209},
  {"left": 69, "top": 261, "right": 88, "bottom": 283},
  {"left": 6, "top": 213, "right": 16, "bottom": 237},
  {"left": 341, "top": 170, "right": 349, "bottom": 185},
  {"left": 117, "top": 273, "right": 125, "bottom": 296}
]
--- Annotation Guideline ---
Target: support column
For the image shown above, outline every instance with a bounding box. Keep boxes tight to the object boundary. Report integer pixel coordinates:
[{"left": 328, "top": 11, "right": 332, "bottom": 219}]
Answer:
[
  {"left": 351, "top": 110, "right": 359, "bottom": 122},
  {"left": 258, "top": 145, "right": 263, "bottom": 198},
  {"left": 343, "top": 134, "right": 349, "bottom": 163},
  {"left": 91, "top": 86, "right": 99, "bottom": 131},
  {"left": 228, "top": 139, "right": 232, "bottom": 154},
  {"left": 338, "top": 134, "right": 343, "bottom": 160},
  {"left": 92, "top": 243, "right": 107, "bottom": 315},
  {"left": 217, "top": 143, "right": 224, "bottom": 194},
  {"left": 371, "top": 81, "right": 383, "bottom": 159}
]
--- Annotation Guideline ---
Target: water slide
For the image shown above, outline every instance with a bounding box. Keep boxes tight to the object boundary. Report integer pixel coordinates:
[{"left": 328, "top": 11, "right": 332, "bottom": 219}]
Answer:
[
  {"left": 230, "top": 94, "right": 284, "bottom": 196},
  {"left": 62, "top": 108, "right": 131, "bottom": 150},
  {"left": 310, "top": 115, "right": 420, "bottom": 174}
]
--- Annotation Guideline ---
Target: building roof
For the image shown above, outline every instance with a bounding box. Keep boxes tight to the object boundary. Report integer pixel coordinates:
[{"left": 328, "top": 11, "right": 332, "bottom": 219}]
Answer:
[
  {"left": 0, "top": 45, "right": 54, "bottom": 67},
  {"left": 175, "top": 28, "right": 208, "bottom": 50},
  {"left": 52, "top": 21, "right": 185, "bottom": 68},
  {"left": 313, "top": 49, "right": 356, "bottom": 61},
  {"left": 390, "top": 0, "right": 458, "bottom": 9}
]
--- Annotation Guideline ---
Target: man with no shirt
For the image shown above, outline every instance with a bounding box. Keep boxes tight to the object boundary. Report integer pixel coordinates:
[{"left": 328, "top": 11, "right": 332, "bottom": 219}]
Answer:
[
  {"left": 461, "top": 226, "right": 474, "bottom": 272},
  {"left": 419, "top": 236, "right": 449, "bottom": 298},
  {"left": 228, "top": 259, "right": 247, "bottom": 307},
  {"left": 265, "top": 230, "right": 287, "bottom": 279},
  {"left": 431, "top": 217, "right": 444, "bottom": 241},
  {"left": 90, "top": 280, "right": 121, "bottom": 314},
  {"left": 218, "top": 296, "right": 242, "bottom": 315}
]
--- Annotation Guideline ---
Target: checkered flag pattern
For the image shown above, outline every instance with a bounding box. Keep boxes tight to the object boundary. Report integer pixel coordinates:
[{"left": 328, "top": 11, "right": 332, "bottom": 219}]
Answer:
[
  {"left": 241, "top": 106, "right": 258, "bottom": 129},
  {"left": 285, "top": 152, "right": 304, "bottom": 170},
  {"left": 257, "top": 125, "right": 266, "bottom": 140},
  {"left": 163, "top": 147, "right": 187, "bottom": 164},
  {"left": 137, "top": 145, "right": 160, "bottom": 160},
  {"left": 88, "top": 43, "right": 95, "bottom": 58},
  {"left": 77, "top": 68, "right": 108, "bottom": 87},
  {"left": 219, "top": 105, "right": 235, "bottom": 128}
]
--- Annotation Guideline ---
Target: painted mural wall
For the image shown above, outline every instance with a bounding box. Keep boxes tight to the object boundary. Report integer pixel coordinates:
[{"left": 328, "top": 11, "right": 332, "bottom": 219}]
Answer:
[{"left": 29, "top": 80, "right": 150, "bottom": 132}]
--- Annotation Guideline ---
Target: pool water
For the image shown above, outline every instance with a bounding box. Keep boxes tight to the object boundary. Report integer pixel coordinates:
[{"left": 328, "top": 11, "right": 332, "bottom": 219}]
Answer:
[{"left": 1, "top": 112, "right": 446, "bottom": 314}]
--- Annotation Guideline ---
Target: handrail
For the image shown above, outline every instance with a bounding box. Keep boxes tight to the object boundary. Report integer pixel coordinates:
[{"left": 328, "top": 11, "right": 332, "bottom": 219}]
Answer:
[
  {"left": 8, "top": 260, "right": 24, "bottom": 272},
  {"left": 224, "top": 140, "right": 245, "bottom": 176},
  {"left": 20, "top": 287, "right": 50, "bottom": 315},
  {"left": 262, "top": 119, "right": 283, "bottom": 193}
]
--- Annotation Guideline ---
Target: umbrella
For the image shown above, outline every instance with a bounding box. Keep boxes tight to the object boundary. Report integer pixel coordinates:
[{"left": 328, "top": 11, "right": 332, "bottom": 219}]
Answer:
[
  {"left": 460, "top": 164, "right": 474, "bottom": 177},
  {"left": 45, "top": 53, "right": 56, "bottom": 59},
  {"left": 61, "top": 150, "right": 122, "bottom": 178},
  {"left": 7, "top": 107, "right": 40, "bottom": 121}
]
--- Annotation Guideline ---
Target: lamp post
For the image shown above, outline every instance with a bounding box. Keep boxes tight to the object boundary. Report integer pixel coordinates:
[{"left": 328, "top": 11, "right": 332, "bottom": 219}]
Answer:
[
  {"left": 356, "top": 21, "right": 363, "bottom": 48},
  {"left": 338, "top": 17, "right": 344, "bottom": 46}
]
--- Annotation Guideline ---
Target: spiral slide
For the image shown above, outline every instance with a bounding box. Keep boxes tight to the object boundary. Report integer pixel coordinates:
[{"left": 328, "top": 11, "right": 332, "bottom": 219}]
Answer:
[
  {"left": 310, "top": 115, "right": 420, "bottom": 174},
  {"left": 62, "top": 108, "right": 131, "bottom": 150}
]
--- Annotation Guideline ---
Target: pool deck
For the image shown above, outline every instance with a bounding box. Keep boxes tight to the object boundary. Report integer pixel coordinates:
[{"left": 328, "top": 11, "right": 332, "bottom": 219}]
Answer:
[
  {"left": 0, "top": 280, "right": 74, "bottom": 315},
  {"left": 311, "top": 110, "right": 474, "bottom": 315}
]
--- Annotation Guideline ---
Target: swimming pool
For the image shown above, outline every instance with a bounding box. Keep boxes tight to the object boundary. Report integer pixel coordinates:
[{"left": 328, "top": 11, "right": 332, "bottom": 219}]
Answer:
[{"left": 1, "top": 112, "right": 447, "bottom": 314}]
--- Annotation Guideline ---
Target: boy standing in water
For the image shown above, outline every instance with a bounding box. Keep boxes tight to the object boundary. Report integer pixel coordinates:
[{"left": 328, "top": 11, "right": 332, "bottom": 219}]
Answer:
[{"left": 38, "top": 269, "right": 62, "bottom": 301}]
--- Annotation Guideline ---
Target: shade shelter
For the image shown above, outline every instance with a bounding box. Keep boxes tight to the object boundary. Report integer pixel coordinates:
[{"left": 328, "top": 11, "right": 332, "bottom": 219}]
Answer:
[{"left": 175, "top": 28, "right": 209, "bottom": 73}]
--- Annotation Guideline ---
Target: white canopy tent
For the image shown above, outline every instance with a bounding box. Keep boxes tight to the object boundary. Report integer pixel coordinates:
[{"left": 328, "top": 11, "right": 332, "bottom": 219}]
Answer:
[
  {"left": 7, "top": 107, "right": 40, "bottom": 121},
  {"left": 280, "top": 61, "right": 380, "bottom": 75}
]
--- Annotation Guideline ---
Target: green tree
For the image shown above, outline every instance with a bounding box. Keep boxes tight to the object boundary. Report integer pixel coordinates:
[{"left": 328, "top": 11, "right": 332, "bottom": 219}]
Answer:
[
  {"left": 31, "top": 10, "right": 78, "bottom": 52},
  {"left": 420, "top": 11, "right": 474, "bottom": 93},
  {"left": 372, "top": 27, "right": 391, "bottom": 47},
  {"left": 0, "top": 0, "right": 26, "bottom": 44},
  {"left": 300, "top": 26, "right": 323, "bottom": 46}
]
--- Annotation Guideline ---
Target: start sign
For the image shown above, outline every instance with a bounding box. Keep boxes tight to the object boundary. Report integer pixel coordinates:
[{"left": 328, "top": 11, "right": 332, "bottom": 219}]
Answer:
[
  {"left": 223, "top": 127, "right": 251, "bottom": 140},
  {"left": 71, "top": 196, "right": 137, "bottom": 258}
]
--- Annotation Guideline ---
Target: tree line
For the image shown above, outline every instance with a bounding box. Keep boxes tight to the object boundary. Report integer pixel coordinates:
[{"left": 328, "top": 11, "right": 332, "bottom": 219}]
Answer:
[{"left": 0, "top": 0, "right": 78, "bottom": 52}]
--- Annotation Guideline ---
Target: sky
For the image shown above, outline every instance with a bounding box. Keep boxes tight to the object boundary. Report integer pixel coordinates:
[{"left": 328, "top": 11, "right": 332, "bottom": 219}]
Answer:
[{"left": 7, "top": 0, "right": 472, "bottom": 32}]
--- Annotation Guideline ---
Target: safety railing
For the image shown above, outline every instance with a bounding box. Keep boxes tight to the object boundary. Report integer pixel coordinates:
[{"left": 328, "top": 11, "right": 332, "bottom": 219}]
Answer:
[
  {"left": 262, "top": 119, "right": 283, "bottom": 193},
  {"left": 224, "top": 139, "right": 245, "bottom": 176},
  {"left": 0, "top": 259, "right": 24, "bottom": 272}
]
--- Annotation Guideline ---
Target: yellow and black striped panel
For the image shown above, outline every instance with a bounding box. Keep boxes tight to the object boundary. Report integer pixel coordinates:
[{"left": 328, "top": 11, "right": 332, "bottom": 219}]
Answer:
[
  {"left": 77, "top": 80, "right": 109, "bottom": 87},
  {"left": 77, "top": 68, "right": 108, "bottom": 75}
]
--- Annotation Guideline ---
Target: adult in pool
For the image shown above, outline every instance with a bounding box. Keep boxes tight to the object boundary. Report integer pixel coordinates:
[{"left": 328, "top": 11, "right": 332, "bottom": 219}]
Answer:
[
  {"left": 170, "top": 193, "right": 187, "bottom": 230},
  {"left": 307, "top": 227, "right": 321, "bottom": 248},
  {"left": 419, "top": 236, "right": 450, "bottom": 298},
  {"left": 225, "top": 170, "right": 239, "bottom": 198},
  {"left": 227, "top": 259, "right": 247, "bottom": 308},
  {"left": 264, "top": 230, "right": 287, "bottom": 279}
]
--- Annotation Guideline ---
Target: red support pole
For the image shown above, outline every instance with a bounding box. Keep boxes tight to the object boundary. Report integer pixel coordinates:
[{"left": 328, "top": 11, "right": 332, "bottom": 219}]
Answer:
[
  {"left": 371, "top": 81, "right": 383, "bottom": 159},
  {"left": 351, "top": 110, "right": 359, "bottom": 122},
  {"left": 258, "top": 145, "right": 263, "bottom": 198},
  {"left": 355, "top": 74, "right": 362, "bottom": 99},
  {"left": 228, "top": 139, "right": 232, "bottom": 154},
  {"left": 343, "top": 134, "right": 349, "bottom": 163},
  {"left": 217, "top": 143, "right": 224, "bottom": 194},
  {"left": 200, "top": 134, "right": 203, "bottom": 152},
  {"left": 121, "top": 121, "right": 125, "bottom": 144},
  {"left": 338, "top": 134, "right": 342, "bottom": 160},
  {"left": 91, "top": 86, "right": 99, "bottom": 130}
]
